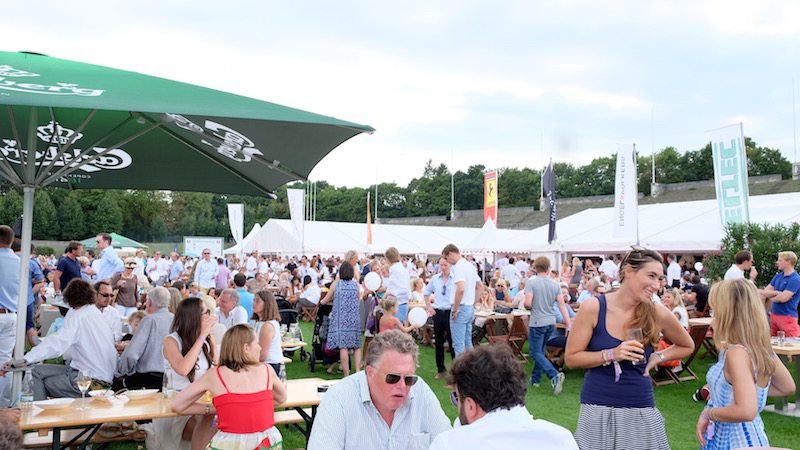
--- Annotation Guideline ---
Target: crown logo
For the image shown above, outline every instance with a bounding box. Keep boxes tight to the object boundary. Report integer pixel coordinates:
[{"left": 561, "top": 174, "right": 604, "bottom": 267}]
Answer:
[
  {"left": 37, "top": 121, "right": 83, "bottom": 145},
  {"left": 0, "top": 65, "right": 39, "bottom": 78}
]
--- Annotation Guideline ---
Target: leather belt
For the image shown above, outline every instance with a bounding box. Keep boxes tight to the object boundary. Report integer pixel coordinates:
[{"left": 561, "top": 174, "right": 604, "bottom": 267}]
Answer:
[{"left": 0, "top": 308, "right": 14, "bottom": 314}]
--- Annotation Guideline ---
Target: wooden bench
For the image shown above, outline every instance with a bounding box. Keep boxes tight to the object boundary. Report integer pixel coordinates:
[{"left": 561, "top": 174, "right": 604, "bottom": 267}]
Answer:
[
  {"left": 23, "top": 426, "right": 144, "bottom": 448},
  {"left": 23, "top": 409, "right": 313, "bottom": 448},
  {"left": 300, "top": 306, "right": 318, "bottom": 322}
]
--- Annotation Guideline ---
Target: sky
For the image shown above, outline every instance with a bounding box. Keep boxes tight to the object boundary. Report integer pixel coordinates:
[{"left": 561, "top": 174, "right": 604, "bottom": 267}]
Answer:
[{"left": 4, "top": 1, "right": 800, "bottom": 188}]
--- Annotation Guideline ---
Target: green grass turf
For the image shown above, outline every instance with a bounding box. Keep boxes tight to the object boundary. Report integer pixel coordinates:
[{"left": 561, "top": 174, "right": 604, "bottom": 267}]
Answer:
[{"left": 107, "top": 320, "right": 798, "bottom": 450}]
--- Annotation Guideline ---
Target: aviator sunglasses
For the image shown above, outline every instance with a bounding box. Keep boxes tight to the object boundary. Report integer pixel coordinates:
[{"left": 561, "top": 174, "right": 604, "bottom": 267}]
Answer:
[{"left": 384, "top": 373, "right": 418, "bottom": 386}]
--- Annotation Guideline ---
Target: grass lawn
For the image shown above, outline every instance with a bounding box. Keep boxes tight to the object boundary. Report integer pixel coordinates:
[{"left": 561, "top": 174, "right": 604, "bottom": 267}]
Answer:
[{"left": 107, "top": 320, "right": 798, "bottom": 450}]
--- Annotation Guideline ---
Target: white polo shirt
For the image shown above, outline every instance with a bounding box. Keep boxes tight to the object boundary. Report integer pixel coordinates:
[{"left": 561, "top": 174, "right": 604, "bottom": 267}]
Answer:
[{"left": 452, "top": 257, "right": 479, "bottom": 306}]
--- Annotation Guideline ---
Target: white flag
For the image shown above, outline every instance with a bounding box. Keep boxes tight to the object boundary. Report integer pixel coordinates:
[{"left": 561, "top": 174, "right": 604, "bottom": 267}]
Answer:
[
  {"left": 286, "top": 188, "right": 305, "bottom": 241},
  {"left": 708, "top": 123, "right": 750, "bottom": 226},
  {"left": 227, "top": 204, "right": 244, "bottom": 244},
  {"left": 613, "top": 144, "right": 638, "bottom": 240}
]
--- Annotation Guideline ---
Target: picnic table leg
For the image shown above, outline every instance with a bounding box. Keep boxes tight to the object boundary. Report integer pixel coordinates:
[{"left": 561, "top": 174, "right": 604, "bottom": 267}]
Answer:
[
  {"left": 52, "top": 428, "right": 61, "bottom": 450},
  {"left": 773, "top": 355, "right": 790, "bottom": 412}
]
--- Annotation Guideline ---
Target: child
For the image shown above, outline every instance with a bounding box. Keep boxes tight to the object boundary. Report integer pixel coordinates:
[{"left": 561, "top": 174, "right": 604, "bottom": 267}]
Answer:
[
  {"left": 379, "top": 297, "right": 416, "bottom": 334},
  {"left": 696, "top": 279, "right": 795, "bottom": 449},
  {"left": 410, "top": 278, "right": 425, "bottom": 303},
  {"left": 116, "top": 310, "right": 147, "bottom": 352}
]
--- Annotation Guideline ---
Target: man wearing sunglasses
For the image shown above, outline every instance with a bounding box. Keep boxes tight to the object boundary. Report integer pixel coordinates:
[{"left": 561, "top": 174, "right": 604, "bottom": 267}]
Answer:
[
  {"left": 308, "top": 330, "right": 450, "bottom": 450},
  {"left": 424, "top": 257, "right": 455, "bottom": 379},
  {"left": 94, "top": 281, "right": 122, "bottom": 343},
  {"left": 430, "top": 345, "right": 578, "bottom": 449}
]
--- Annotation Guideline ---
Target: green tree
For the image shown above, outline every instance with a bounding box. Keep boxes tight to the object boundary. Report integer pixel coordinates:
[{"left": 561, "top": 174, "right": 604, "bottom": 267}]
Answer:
[
  {"left": 88, "top": 191, "right": 124, "bottom": 234},
  {"left": 453, "top": 165, "right": 485, "bottom": 211},
  {"left": 498, "top": 167, "right": 541, "bottom": 208},
  {"left": 703, "top": 222, "right": 800, "bottom": 286},
  {"left": 58, "top": 191, "right": 85, "bottom": 240},
  {"left": 678, "top": 145, "right": 713, "bottom": 182},
  {"left": 32, "top": 190, "right": 58, "bottom": 239},
  {"left": 0, "top": 188, "right": 22, "bottom": 226},
  {"left": 745, "top": 137, "right": 792, "bottom": 179},
  {"left": 406, "top": 161, "right": 451, "bottom": 216}
]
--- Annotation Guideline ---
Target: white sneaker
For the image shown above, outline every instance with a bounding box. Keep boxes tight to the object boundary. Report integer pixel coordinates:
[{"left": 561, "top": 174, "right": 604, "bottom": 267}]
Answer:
[{"left": 552, "top": 372, "right": 565, "bottom": 395}]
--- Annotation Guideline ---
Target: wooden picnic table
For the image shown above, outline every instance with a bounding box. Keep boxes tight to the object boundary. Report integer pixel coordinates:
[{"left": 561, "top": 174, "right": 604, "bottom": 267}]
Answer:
[
  {"left": 688, "top": 316, "right": 713, "bottom": 327},
  {"left": 765, "top": 340, "right": 800, "bottom": 417},
  {"left": 281, "top": 340, "right": 307, "bottom": 349},
  {"left": 21, "top": 377, "right": 332, "bottom": 449}
]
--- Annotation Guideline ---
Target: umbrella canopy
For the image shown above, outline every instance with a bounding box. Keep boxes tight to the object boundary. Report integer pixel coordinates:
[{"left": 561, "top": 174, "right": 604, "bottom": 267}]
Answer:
[
  {"left": 0, "top": 52, "right": 373, "bottom": 195},
  {"left": 80, "top": 232, "right": 147, "bottom": 250},
  {"left": 0, "top": 51, "right": 373, "bottom": 402}
]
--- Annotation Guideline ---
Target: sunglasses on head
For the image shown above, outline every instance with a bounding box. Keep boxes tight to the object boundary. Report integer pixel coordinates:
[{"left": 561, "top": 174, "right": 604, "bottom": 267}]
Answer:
[{"left": 384, "top": 373, "right": 418, "bottom": 386}]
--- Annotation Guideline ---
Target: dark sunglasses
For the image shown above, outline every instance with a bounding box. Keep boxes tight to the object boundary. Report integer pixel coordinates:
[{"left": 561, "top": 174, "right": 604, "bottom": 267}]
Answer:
[
  {"left": 450, "top": 391, "right": 459, "bottom": 407},
  {"left": 384, "top": 373, "right": 418, "bottom": 386},
  {"left": 99, "top": 293, "right": 113, "bottom": 298},
  {"left": 441, "top": 285, "right": 447, "bottom": 295}
]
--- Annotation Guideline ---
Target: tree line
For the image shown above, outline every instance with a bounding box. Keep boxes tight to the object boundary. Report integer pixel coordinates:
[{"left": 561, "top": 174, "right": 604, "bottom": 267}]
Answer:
[{"left": 0, "top": 137, "right": 791, "bottom": 242}]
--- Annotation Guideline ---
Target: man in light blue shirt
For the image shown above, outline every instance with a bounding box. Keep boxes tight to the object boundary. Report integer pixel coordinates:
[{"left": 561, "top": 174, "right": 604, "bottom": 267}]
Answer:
[
  {"left": 95, "top": 233, "right": 123, "bottom": 282},
  {"left": 0, "top": 225, "right": 20, "bottom": 406},
  {"left": 233, "top": 273, "right": 254, "bottom": 318},
  {"left": 424, "top": 257, "right": 455, "bottom": 377},
  {"left": 308, "top": 331, "right": 450, "bottom": 450}
]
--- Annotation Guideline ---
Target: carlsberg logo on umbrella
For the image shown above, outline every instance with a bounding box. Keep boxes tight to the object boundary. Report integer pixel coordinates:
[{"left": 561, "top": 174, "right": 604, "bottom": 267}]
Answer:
[
  {"left": 0, "top": 65, "right": 105, "bottom": 97},
  {"left": 166, "top": 113, "right": 265, "bottom": 163},
  {"left": 0, "top": 121, "right": 131, "bottom": 173}
]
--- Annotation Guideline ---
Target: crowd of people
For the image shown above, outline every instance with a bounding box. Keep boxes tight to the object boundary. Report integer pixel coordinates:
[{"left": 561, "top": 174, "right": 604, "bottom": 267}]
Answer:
[{"left": 0, "top": 224, "right": 797, "bottom": 449}]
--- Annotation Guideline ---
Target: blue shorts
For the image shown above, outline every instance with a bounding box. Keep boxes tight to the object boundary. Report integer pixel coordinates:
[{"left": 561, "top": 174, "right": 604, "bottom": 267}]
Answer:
[{"left": 26, "top": 302, "right": 35, "bottom": 330}]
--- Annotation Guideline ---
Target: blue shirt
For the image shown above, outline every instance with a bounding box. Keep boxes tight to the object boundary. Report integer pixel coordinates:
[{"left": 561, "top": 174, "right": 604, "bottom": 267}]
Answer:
[
  {"left": 0, "top": 248, "right": 20, "bottom": 311},
  {"left": 169, "top": 259, "right": 183, "bottom": 281},
  {"left": 56, "top": 255, "right": 82, "bottom": 291},
  {"left": 236, "top": 288, "right": 254, "bottom": 319},
  {"left": 424, "top": 273, "right": 454, "bottom": 310},
  {"left": 96, "top": 247, "right": 124, "bottom": 282},
  {"left": 28, "top": 258, "right": 44, "bottom": 305},
  {"left": 769, "top": 271, "right": 800, "bottom": 318}
]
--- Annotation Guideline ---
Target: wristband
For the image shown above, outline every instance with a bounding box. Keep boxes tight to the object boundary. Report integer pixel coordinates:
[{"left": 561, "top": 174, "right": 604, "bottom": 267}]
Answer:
[{"left": 654, "top": 351, "right": 665, "bottom": 362}]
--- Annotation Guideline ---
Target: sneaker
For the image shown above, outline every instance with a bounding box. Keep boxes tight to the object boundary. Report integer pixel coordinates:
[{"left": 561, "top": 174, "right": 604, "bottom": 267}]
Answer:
[
  {"left": 552, "top": 372, "right": 565, "bottom": 395},
  {"left": 692, "top": 386, "right": 710, "bottom": 402},
  {"left": 435, "top": 371, "right": 446, "bottom": 379},
  {"left": 530, "top": 382, "right": 540, "bottom": 388}
]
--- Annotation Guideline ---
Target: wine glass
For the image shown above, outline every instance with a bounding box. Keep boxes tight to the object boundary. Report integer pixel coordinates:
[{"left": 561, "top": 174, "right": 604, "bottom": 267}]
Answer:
[
  {"left": 625, "top": 328, "right": 645, "bottom": 365},
  {"left": 75, "top": 372, "right": 92, "bottom": 410}
]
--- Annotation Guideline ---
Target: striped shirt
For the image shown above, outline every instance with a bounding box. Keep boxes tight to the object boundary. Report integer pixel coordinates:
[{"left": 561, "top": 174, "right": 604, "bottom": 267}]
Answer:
[{"left": 308, "top": 371, "right": 451, "bottom": 450}]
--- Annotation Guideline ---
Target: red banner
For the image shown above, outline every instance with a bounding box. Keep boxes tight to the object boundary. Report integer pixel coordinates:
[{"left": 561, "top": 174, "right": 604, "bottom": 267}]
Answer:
[{"left": 484, "top": 171, "right": 498, "bottom": 224}]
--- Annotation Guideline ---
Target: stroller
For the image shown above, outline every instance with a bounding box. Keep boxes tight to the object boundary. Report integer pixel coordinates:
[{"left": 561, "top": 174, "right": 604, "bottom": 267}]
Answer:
[
  {"left": 276, "top": 295, "right": 308, "bottom": 361},
  {"left": 308, "top": 304, "right": 335, "bottom": 372}
]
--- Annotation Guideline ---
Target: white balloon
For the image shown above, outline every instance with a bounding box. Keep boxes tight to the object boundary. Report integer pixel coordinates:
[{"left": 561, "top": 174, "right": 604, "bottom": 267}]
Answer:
[
  {"left": 694, "top": 262, "right": 704, "bottom": 272},
  {"left": 364, "top": 272, "right": 382, "bottom": 291},
  {"left": 408, "top": 307, "right": 427, "bottom": 328}
]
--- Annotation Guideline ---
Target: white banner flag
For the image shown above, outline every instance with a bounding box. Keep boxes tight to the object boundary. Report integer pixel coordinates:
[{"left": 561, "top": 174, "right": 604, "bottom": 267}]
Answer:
[
  {"left": 286, "top": 188, "right": 305, "bottom": 242},
  {"left": 613, "top": 144, "right": 639, "bottom": 240},
  {"left": 227, "top": 204, "right": 244, "bottom": 244},
  {"left": 708, "top": 123, "right": 750, "bottom": 226}
]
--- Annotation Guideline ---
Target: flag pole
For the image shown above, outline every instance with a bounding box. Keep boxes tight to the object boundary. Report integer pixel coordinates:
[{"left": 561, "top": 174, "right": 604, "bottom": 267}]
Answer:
[{"left": 633, "top": 143, "right": 640, "bottom": 246}]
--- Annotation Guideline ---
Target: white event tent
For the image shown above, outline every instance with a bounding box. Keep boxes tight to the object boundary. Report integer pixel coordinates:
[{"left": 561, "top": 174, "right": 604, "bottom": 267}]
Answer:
[
  {"left": 224, "top": 192, "right": 800, "bottom": 258},
  {"left": 502, "top": 192, "right": 800, "bottom": 254}
]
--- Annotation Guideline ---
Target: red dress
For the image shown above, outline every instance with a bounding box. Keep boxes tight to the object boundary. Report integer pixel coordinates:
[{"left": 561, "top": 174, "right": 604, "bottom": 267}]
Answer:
[{"left": 211, "top": 365, "right": 280, "bottom": 449}]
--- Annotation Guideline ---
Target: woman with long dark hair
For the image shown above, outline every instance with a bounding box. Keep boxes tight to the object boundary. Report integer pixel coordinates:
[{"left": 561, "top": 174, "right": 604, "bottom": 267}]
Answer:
[
  {"left": 320, "top": 261, "right": 362, "bottom": 376},
  {"left": 565, "top": 248, "right": 693, "bottom": 450},
  {"left": 149, "top": 297, "right": 217, "bottom": 450}
]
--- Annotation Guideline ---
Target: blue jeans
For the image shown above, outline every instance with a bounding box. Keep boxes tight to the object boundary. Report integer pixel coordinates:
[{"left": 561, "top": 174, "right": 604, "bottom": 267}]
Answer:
[
  {"left": 450, "top": 304, "right": 474, "bottom": 357},
  {"left": 396, "top": 303, "right": 408, "bottom": 324},
  {"left": 528, "top": 325, "right": 558, "bottom": 384}
]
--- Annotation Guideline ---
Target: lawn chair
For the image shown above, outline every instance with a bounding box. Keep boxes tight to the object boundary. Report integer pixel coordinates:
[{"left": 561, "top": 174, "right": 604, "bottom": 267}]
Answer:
[
  {"left": 671, "top": 323, "right": 710, "bottom": 382},
  {"left": 485, "top": 316, "right": 528, "bottom": 361}
]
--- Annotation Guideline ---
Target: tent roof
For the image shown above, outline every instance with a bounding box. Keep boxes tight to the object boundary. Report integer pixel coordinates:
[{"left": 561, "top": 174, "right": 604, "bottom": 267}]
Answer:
[
  {"left": 80, "top": 232, "right": 147, "bottom": 249},
  {"left": 509, "top": 192, "right": 800, "bottom": 253}
]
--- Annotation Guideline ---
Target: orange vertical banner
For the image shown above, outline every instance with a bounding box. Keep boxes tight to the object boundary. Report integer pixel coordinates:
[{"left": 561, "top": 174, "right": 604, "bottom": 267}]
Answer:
[
  {"left": 367, "top": 191, "right": 373, "bottom": 245},
  {"left": 484, "top": 170, "right": 498, "bottom": 224}
]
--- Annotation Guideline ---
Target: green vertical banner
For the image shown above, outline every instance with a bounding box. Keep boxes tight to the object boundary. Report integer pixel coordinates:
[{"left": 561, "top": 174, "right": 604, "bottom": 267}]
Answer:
[{"left": 708, "top": 123, "right": 750, "bottom": 226}]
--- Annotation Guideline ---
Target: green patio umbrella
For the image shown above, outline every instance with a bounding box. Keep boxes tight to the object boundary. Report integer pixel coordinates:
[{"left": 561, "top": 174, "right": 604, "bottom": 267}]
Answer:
[
  {"left": 79, "top": 232, "right": 147, "bottom": 249},
  {"left": 0, "top": 51, "right": 374, "bottom": 401}
]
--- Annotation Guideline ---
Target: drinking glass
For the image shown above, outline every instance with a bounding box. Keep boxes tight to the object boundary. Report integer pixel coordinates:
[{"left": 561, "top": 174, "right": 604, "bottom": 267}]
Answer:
[
  {"left": 75, "top": 372, "right": 92, "bottom": 410},
  {"left": 625, "top": 328, "right": 645, "bottom": 365},
  {"left": 777, "top": 331, "right": 786, "bottom": 347},
  {"left": 162, "top": 370, "right": 174, "bottom": 398}
]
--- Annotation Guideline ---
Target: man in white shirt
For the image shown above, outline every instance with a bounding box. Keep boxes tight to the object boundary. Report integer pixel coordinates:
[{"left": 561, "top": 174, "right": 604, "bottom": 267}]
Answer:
[
  {"left": 598, "top": 255, "right": 619, "bottom": 280},
  {"left": 194, "top": 248, "right": 218, "bottom": 292},
  {"left": 257, "top": 255, "right": 269, "bottom": 277},
  {"left": 308, "top": 330, "right": 450, "bottom": 450},
  {"left": 515, "top": 257, "right": 529, "bottom": 275},
  {"left": 429, "top": 344, "right": 578, "bottom": 450},
  {"left": 442, "top": 244, "right": 483, "bottom": 357},
  {"left": 94, "top": 281, "right": 122, "bottom": 342},
  {"left": 501, "top": 257, "right": 521, "bottom": 288},
  {"left": 146, "top": 251, "right": 170, "bottom": 286},
  {"left": 133, "top": 249, "right": 146, "bottom": 278},
  {"left": 666, "top": 255, "right": 682, "bottom": 288},
  {"left": 245, "top": 251, "right": 259, "bottom": 278},
  {"left": 17, "top": 279, "right": 117, "bottom": 399},
  {"left": 724, "top": 250, "right": 758, "bottom": 281},
  {"left": 216, "top": 288, "right": 248, "bottom": 329}
]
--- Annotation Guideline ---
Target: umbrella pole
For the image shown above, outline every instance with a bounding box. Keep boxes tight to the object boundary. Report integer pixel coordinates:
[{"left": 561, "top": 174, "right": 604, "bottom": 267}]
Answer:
[{"left": 11, "top": 186, "right": 34, "bottom": 405}]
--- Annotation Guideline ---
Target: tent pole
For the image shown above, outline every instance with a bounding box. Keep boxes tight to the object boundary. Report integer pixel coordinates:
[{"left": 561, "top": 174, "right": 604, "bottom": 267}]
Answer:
[{"left": 11, "top": 185, "right": 34, "bottom": 405}]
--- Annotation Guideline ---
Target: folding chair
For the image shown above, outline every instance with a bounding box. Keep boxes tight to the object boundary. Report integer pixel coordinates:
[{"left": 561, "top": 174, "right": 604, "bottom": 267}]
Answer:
[
  {"left": 301, "top": 306, "right": 318, "bottom": 322},
  {"left": 485, "top": 317, "right": 527, "bottom": 361},
  {"left": 671, "top": 323, "right": 710, "bottom": 382}
]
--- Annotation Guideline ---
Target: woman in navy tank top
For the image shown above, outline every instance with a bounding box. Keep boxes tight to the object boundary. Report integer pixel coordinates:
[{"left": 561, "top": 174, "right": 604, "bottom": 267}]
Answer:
[{"left": 565, "top": 248, "right": 693, "bottom": 450}]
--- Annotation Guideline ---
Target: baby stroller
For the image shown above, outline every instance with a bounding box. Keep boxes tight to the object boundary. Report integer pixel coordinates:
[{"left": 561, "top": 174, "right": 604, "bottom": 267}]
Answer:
[
  {"left": 276, "top": 295, "right": 308, "bottom": 362},
  {"left": 308, "top": 304, "right": 336, "bottom": 372}
]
